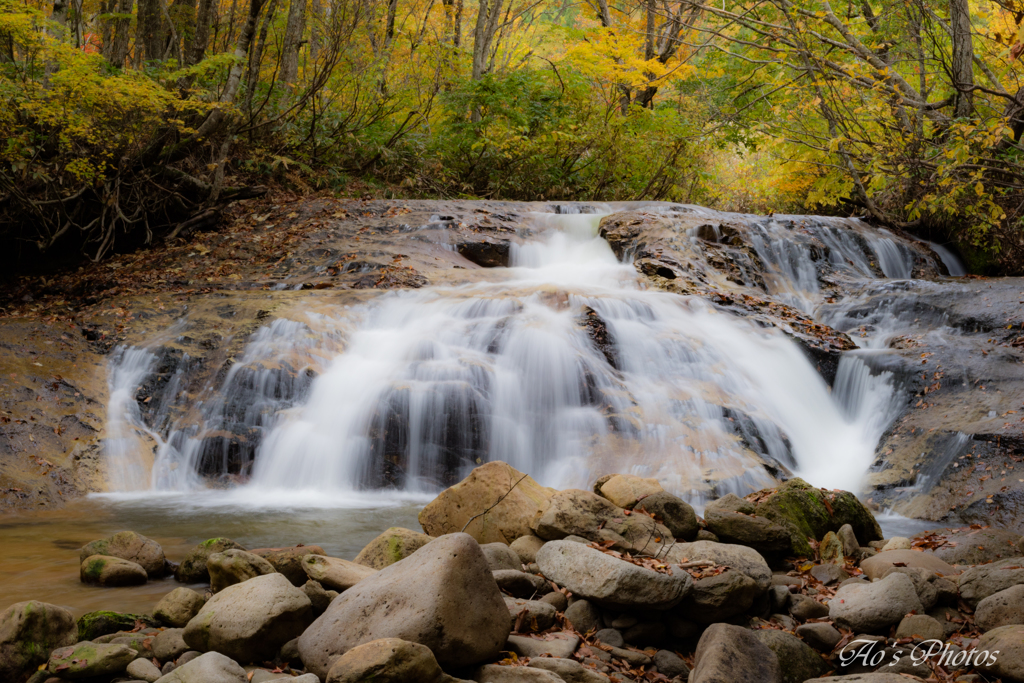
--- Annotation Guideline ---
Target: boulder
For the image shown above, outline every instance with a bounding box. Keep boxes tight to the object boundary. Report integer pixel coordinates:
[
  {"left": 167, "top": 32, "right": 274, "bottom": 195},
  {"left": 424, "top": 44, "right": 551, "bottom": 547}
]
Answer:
[
  {"left": 703, "top": 507, "right": 793, "bottom": 554},
  {"left": 301, "top": 555, "right": 377, "bottom": 591},
  {"left": 509, "top": 535, "right": 545, "bottom": 564},
  {"left": 837, "top": 524, "right": 860, "bottom": 557},
  {"left": 895, "top": 614, "right": 944, "bottom": 641},
  {"left": 879, "top": 565, "right": 948, "bottom": 610},
  {"left": 976, "top": 584, "right": 1024, "bottom": 631},
  {"left": 860, "top": 549, "right": 957, "bottom": 579},
  {"left": 418, "top": 461, "right": 556, "bottom": 544},
  {"left": 976, "top": 624, "right": 1024, "bottom": 683},
  {"left": 829, "top": 572, "right": 924, "bottom": 632},
  {"left": 753, "top": 629, "right": 829, "bottom": 683},
  {"left": 183, "top": 573, "right": 312, "bottom": 663},
  {"left": 472, "top": 664, "right": 563, "bottom": 682},
  {"left": 747, "top": 478, "right": 882, "bottom": 557},
  {"left": 564, "top": 599, "right": 602, "bottom": 633},
  {"left": 80, "top": 554, "right": 148, "bottom": 586},
  {"left": 959, "top": 557, "right": 1024, "bottom": 608},
  {"left": 664, "top": 540, "right": 772, "bottom": 590},
  {"left": 917, "top": 527, "right": 1022, "bottom": 565},
  {"left": 882, "top": 536, "right": 912, "bottom": 551},
  {"left": 635, "top": 491, "right": 700, "bottom": 541},
  {"left": 77, "top": 611, "right": 160, "bottom": 640},
  {"left": 324, "top": 638, "right": 461, "bottom": 683},
  {"left": 79, "top": 531, "right": 167, "bottom": 578},
  {"left": 789, "top": 594, "right": 829, "bottom": 620},
  {"left": 533, "top": 489, "right": 671, "bottom": 554},
  {"left": 540, "top": 591, "right": 567, "bottom": 612},
  {"left": 796, "top": 622, "right": 842, "bottom": 652},
  {"left": 481, "top": 542, "right": 522, "bottom": 571},
  {"left": 505, "top": 598, "right": 556, "bottom": 631},
  {"left": 249, "top": 545, "right": 325, "bottom": 586},
  {"left": 0, "top": 601, "right": 78, "bottom": 682},
  {"left": 653, "top": 650, "right": 689, "bottom": 679},
  {"left": 506, "top": 633, "right": 580, "bottom": 659},
  {"left": 690, "top": 623, "right": 781, "bottom": 683},
  {"left": 596, "top": 473, "right": 665, "bottom": 509},
  {"left": 297, "top": 533, "right": 510, "bottom": 677},
  {"left": 175, "top": 538, "right": 246, "bottom": 584},
  {"left": 678, "top": 568, "right": 761, "bottom": 623},
  {"left": 128, "top": 657, "right": 163, "bottom": 683},
  {"left": 152, "top": 651, "right": 246, "bottom": 683},
  {"left": 303, "top": 580, "right": 332, "bottom": 615},
  {"left": 153, "top": 628, "right": 189, "bottom": 661},
  {"left": 353, "top": 528, "right": 431, "bottom": 570},
  {"left": 208, "top": 549, "right": 276, "bottom": 592},
  {"left": 493, "top": 570, "right": 551, "bottom": 598},
  {"left": 528, "top": 657, "right": 608, "bottom": 683},
  {"left": 536, "top": 540, "right": 691, "bottom": 609},
  {"left": 47, "top": 641, "right": 137, "bottom": 678},
  {"left": 154, "top": 588, "right": 207, "bottom": 627},
  {"left": 810, "top": 563, "right": 848, "bottom": 585}
]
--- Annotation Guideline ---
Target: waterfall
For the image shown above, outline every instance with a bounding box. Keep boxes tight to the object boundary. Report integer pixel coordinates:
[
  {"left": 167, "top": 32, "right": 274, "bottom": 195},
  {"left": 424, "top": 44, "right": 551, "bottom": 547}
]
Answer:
[
  {"left": 103, "top": 346, "right": 161, "bottom": 491},
  {"left": 102, "top": 206, "right": 919, "bottom": 503}
]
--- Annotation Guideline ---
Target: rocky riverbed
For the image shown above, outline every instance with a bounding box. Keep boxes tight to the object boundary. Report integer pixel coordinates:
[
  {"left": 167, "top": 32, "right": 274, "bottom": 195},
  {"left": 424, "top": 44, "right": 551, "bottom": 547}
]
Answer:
[{"left": 4, "top": 462, "right": 1024, "bottom": 683}]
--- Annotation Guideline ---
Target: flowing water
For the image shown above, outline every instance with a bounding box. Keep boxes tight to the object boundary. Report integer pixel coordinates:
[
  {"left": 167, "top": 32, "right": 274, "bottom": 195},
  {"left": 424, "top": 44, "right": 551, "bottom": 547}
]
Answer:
[{"left": 1, "top": 204, "right": 962, "bottom": 614}]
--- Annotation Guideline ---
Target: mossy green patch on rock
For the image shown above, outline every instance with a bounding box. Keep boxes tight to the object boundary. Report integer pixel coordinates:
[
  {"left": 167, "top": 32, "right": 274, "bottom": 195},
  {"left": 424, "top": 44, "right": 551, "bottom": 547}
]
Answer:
[
  {"left": 354, "top": 528, "right": 432, "bottom": 570},
  {"left": 77, "top": 611, "right": 160, "bottom": 641},
  {"left": 0, "top": 601, "right": 78, "bottom": 682},
  {"left": 175, "top": 538, "right": 246, "bottom": 584}
]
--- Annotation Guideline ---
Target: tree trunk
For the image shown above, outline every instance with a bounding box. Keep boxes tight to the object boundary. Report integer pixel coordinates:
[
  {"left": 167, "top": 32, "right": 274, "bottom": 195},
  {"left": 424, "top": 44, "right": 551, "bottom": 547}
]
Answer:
[
  {"left": 51, "top": 0, "right": 68, "bottom": 32},
  {"left": 137, "top": 0, "right": 165, "bottom": 61},
  {"left": 471, "top": 0, "right": 502, "bottom": 80},
  {"left": 950, "top": 0, "right": 974, "bottom": 117},
  {"left": 184, "top": 0, "right": 217, "bottom": 65},
  {"left": 308, "top": 0, "right": 321, "bottom": 61},
  {"left": 279, "top": 0, "right": 307, "bottom": 86},
  {"left": 104, "top": 0, "right": 135, "bottom": 67}
]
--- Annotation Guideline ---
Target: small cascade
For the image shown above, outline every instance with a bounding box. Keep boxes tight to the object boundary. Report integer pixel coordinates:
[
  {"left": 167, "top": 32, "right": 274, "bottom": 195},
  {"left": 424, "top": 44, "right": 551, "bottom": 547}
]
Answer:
[{"left": 103, "top": 346, "right": 160, "bottom": 491}]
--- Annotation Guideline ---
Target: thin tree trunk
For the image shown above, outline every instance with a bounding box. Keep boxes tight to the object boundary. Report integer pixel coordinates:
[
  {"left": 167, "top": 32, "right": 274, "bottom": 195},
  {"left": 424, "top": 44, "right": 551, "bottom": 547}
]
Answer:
[
  {"left": 279, "top": 0, "right": 307, "bottom": 86},
  {"left": 138, "top": 0, "right": 165, "bottom": 61},
  {"left": 950, "top": 0, "right": 974, "bottom": 117},
  {"left": 105, "top": 0, "right": 135, "bottom": 67}
]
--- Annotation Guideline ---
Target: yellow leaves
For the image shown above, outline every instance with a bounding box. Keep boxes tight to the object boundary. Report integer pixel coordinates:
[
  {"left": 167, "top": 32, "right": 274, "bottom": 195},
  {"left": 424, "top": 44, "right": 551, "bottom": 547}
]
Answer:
[{"left": 975, "top": 182, "right": 985, "bottom": 196}]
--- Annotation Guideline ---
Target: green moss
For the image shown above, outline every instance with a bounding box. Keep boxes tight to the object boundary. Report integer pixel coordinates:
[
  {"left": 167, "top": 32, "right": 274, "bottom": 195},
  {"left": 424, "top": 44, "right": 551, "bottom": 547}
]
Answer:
[
  {"left": 82, "top": 557, "right": 107, "bottom": 581},
  {"left": 77, "top": 610, "right": 158, "bottom": 641}
]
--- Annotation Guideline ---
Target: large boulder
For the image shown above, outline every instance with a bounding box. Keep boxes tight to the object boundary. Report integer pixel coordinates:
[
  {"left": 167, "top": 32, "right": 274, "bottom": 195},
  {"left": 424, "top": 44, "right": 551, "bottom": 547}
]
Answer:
[
  {"left": 249, "top": 545, "right": 325, "bottom": 586},
  {"left": 301, "top": 554, "right": 377, "bottom": 591},
  {"left": 153, "top": 651, "right": 247, "bottom": 683},
  {"left": 704, "top": 495, "right": 793, "bottom": 554},
  {"left": 418, "top": 462, "right": 556, "bottom": 544},
  {"left": 917, "top": 527, "right": 1023, "bottom": 566},
  {"left": 976, "top": 584, "right": 1024, "bottom": 631},
  {"left": 746, "top": 478, "right": 882, "bottom": 557},
  {"left": 0, "top": 601, "right": 78, "bottom": 683},
  {"left": 753, "top": 629, "right": 829, "bottom": 683},
  {"left": 354, "top": 528, "right": 432, "bottom": 569},
  {"left": 324, "top": 638, "right": 464, "bottom": 683},
  {"left": 47, "top": 641, "right": 137, "bottom": 678},
  {"left": 677, "top": 568, "right": 762, "bottom": 623},
  {"left": 77, "top": 611, "right": 160, "bottom": 640},
  {"left": 959, "top": 557, "right": 1024, "bottom": 608},
  {"left": 860, "top": 549, "right": 957, "bottom": 579},
  {"left": 533, "top": 489, "right": 671, "bottom": 554},
  {"left": 80, "top": 554, "right": 148, "bottom": 586},
  {"left": 690, "top": 623, "right": 781, "bottom": 683},
  {"left": 175, "top": 538, "right": 247, "bottom": 584},
  {"left": 183, "top": 572, "right": 312, "bottom": 663},
  {"left": 976, "top": 624, "right": 1024, "bottom": 682},
  {"left": 664, "top": 540, "right": 772, "bottom": 590},
  {"left": 536, "top": 540, "right": 690, "bottom": 609},
  {"left": 635, "top": 491, "right": 699, "bottom": 541},
  {"left": 80, "top": 531, "right": 167, "bottom": 578},
  {"left": 208, "top": 549, "right": 276, "bottom": 592},
  {"left": 829, "top": 572, "right": 924, "bottom": 632},
  {"left": 298, "top": 533, "right": 510, "bottom": 677},
  {"left": 595, "top": 473, "right": 664, "bottom": 509},
  {"left": 154, "top": 588, "right": 207, "bottom": 627}
]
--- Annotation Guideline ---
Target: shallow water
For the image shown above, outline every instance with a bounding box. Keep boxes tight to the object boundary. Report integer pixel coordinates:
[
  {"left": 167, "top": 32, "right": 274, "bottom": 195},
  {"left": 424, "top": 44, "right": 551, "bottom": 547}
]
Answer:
[{"left": 0, "top": 492, "right": 425, "bottom": 617}]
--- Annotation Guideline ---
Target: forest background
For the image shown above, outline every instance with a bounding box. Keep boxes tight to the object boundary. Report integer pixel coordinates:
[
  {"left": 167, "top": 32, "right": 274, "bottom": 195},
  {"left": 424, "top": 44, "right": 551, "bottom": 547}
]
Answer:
[{"left": 3, "top": 0, "right": 1024, "bottom": 274}]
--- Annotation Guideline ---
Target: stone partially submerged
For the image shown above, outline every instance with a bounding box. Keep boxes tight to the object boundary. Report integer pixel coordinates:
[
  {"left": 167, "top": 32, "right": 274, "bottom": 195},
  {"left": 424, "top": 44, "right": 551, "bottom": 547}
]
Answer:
[{"left": 79, "top": 531, "right": 167, "bottom": 578}]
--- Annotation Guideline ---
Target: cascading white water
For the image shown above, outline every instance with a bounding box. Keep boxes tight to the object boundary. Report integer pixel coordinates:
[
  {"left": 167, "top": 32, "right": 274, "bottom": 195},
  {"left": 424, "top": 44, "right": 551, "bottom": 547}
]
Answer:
[{"left": 104, "top": 346, "right": 160, "bottom": 491}]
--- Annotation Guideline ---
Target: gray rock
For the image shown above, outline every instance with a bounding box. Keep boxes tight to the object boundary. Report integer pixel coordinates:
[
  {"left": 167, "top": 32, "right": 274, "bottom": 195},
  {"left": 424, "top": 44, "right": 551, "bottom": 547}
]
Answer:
[
  {"left": 769, "top": 614, "right": 797, "bottom": 630},
  {"left": 690, "top": 623, "right": 781, "bottom": 683},
  {"left": 0, "top": 600, "right": 78, "bottom": 682},
  {"left": 768, "top": 585, "right": 790, "bottom": 613},
  {"left": 653, "top": 650, "right": 689, "bottom": 678},
  {"left": 664, "top": 540, "right": 772, "bottom": 591},
  {"left": 704, "top": 500, "right": 793, "bottom": 554},
  {"left": 472, "top": 664, "right": 563, "bottom": 682},
  {"left": 154, "top": 588, "right": 207, "bottom": 628},
  {"left": 593, "top": 628, "right": 624, "bottom": 647},
  {"left": 679, "top": 569, "right": 760, "bottom": 623},
  {"left": 510, "top": 536, "right": 545, "bottom": 564},
  {"left": 303, "top": 579, "right": 332, "bottom": 616},
  {"left": 976, "top": 624, "right": 1024, "bottom": 683},
  {"left": 128, "top": 658, "right": 163, "bottom": 683},
  {"left": 324, "top": 637, "right": 459, "bottom": 683},
  {"left": 635, "top": 491, "right": 699, "bottom": 541},
  {"left": 895, "top": 614, "right": 944, "bottom": 641},
  {"left": 298, "top": 533, "right": 510, "bottom": 677},
  {"left": 927, "top": 604, "right": 967, "bottom": 638},
  {"left": 919, "top": 527, "right": 1023, "bottom": 566},
  {"left": 959, "top": 557, "right": 1024, "bottom": 608},
  {"left": 540, "top": 592, "right": 568, "bottom": 612},
  {"left": 353, "top": 529, "right": 432, "bottom": 571},
  {"left": 533, "top": 489, "right": 672, "bottom": 554},
  {"left": 505, "top": 598, "right": 556, "bottom": 632},
  {"left": 754, "top": 629, "right": 829, "bottom": 683},
  {"left": 80, "top": 554, "right": 148, "bottom": 586},
  {"left": 696, "top": 530, "right": 719, "bottom": 542},
  {"left": 153, "top": 628, "right": 189, "bottom": 661},
  {"left": 47, "top": 641, "right": 138, "bottom": 678},
  {"left": 482, "top": 543, "right": 522, "bottom": 571},
  {"left": 249, "top": 545, "right": 326, "bottom": 586},
  {"left": 880, "top": 566, "right": 941, "bottom": 610},
  {"left": 177, "top": 650, "right": 202, "bottom": 665},
  {"left": 301, "top": 555, "right": 377, "bottom": 592},
  {"left": 565, "top": 599, "right": 602, "bottom": 633},
  {"left": 829, "top": 572, "right": 924, "bottom": 633},
  {"left": 528, "top": 657, "right": 608, "bottom": 683},
  {"left": 207, "top": 549, "right": 276, "bottom": 592},
  {"left": 183, "top": 572, "right": 312, "bottom": 663},
  {"left": 837, "top": 524, "right": 860, "bottom": 557},
  {"left": 976, "top": 584, "right": 1024, "bottom": 631},
  {"left": 175, "top": 538, "right": 247, "bottom": 584},
  {"left": 810, "top": 563, "right": 848, "bottom": 585},
  {"left": 622, "top": 621, "right": 664, "bottom": 647},
  {"left": 506, "top": 633, "right": 580, "bottom": 659},
  {"left": 493, "top": 570, "right": 551, "bottom": 598},
  {"left": 153, "top": 651, "right": 247, "bottom": 683},
  {"left": 796, "top": 622, "right": 842, "bottom": 652},
  {"left": 860, "top": 549, "right": 957, "bottom": 580},
  {"left": 537, "top": 540, "right": 690, "bottom": 610},
  {"left": 80, "top": 531, "right": 167, "bottom": 578}
]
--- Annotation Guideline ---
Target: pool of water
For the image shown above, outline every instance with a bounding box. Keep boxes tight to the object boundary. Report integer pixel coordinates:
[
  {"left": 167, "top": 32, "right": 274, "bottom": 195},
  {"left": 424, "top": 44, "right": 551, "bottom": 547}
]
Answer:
[{"left": 0, "top": 490, "right": 428, "bottom": 618}]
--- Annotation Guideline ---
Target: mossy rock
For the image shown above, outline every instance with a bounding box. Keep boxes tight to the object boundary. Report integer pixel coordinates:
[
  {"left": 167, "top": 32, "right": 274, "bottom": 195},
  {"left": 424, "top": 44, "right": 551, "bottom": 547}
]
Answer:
[
  {"left": 80, "top": 555, "right": 148, "bottom": 586},
  {"left": 354, "top": 527, "right": 432, "bottom": 570},
  {"left": 77, "top": 611, "right": 160, "bottom": 641},
  {"left": 174, "top": 538, "right": 246, "bottom": 584},
  {"left": 0, "top": 601, "right": 78, "bottom": 682},
  {"left": 747, "top": 478, "right": 882, "bottom": 558}
]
